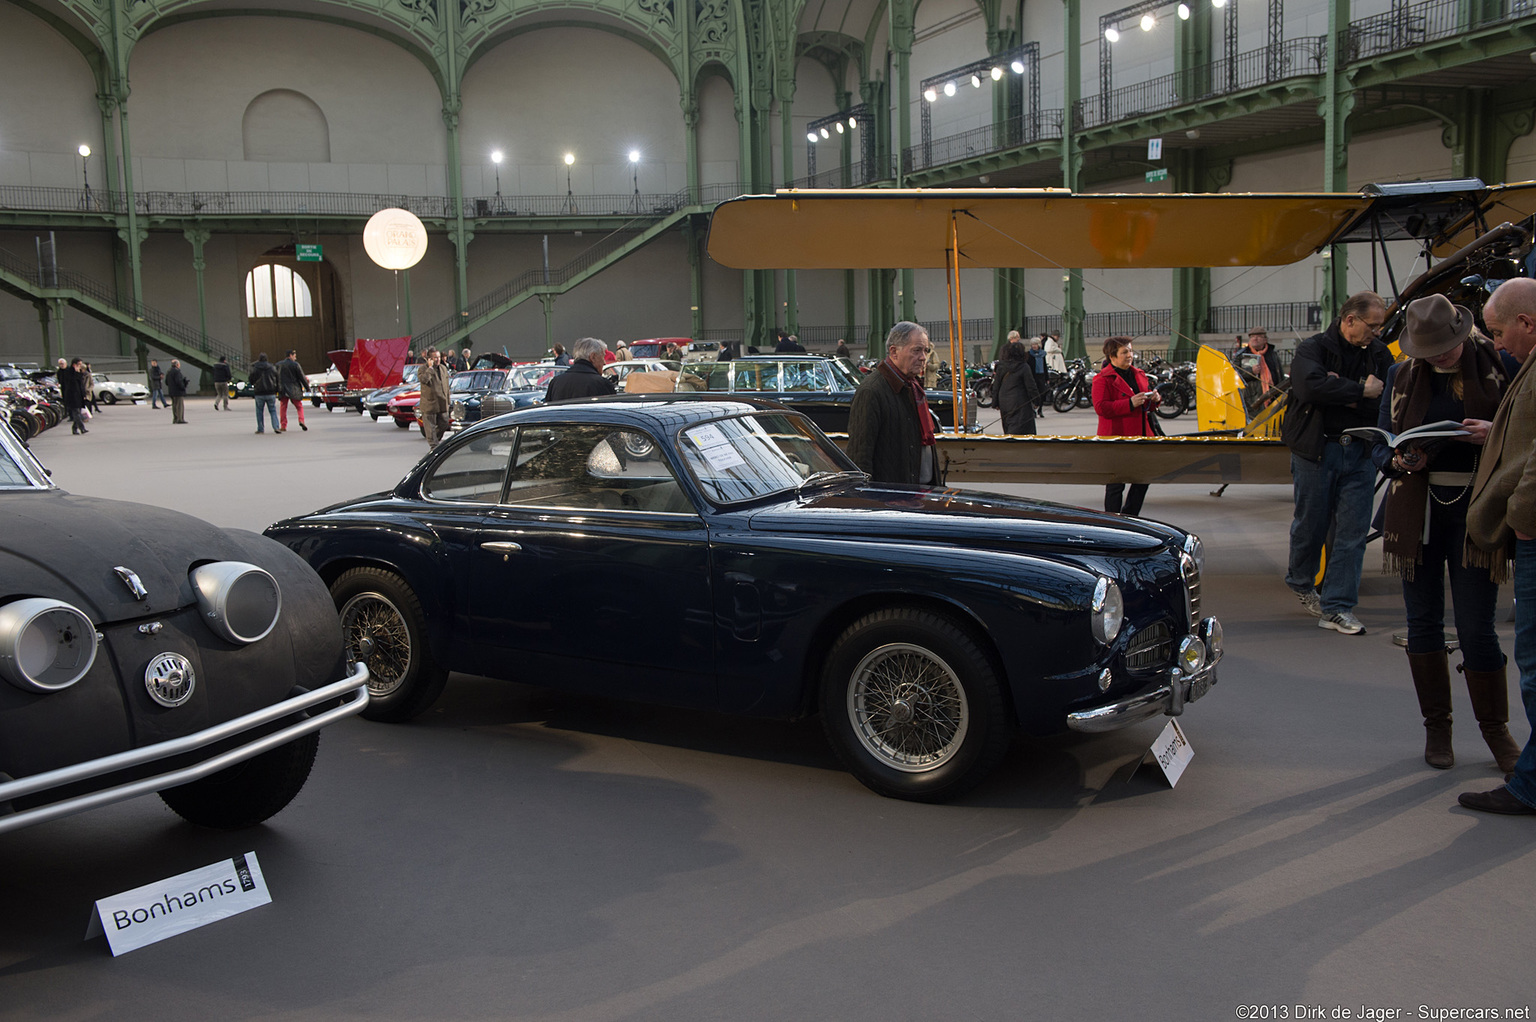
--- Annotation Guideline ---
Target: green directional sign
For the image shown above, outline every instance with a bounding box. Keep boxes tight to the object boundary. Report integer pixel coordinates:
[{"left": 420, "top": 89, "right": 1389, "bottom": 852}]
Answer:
[
  {"left": 1145, "top": 169, "right": 1168, "bottom": 183},
  {"left": 296, "top": 244, "right": 323, "bottom": 262}
]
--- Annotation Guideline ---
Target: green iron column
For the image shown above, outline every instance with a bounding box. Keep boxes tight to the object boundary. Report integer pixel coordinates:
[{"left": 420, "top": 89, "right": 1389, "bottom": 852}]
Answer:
[
  {"left": 1448, "top": 89, "right": 1536, "bottom": 184},
  {"left": 891, "top": 0, "right": 915, "bottom": 321},
  {"left": 1170, "top": 0, "right": 1213, "bottom": 362},
  {"left": 97, "top": 92, "right": 134, "bottom": 358},
  {"left": 1060, "top": 0, "right": 1085, "bottom": 360},
  {"left": 778, "top": 83, "right": 797, "bottom": 335},
  {"left": 1320, "top": 0, "right": 1354, "bottom": 319},
  {"left": 687, "top": 216, "right": 705, "bottom": 339},
  {"left": 184, "top": 229, "right": 212, "bottom": 353}
]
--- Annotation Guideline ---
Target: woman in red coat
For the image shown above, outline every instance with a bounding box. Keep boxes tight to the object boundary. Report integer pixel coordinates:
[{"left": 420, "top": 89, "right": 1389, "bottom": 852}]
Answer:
[{"left": 1091, "top": 335, "right": 1161, "bottom": 515}]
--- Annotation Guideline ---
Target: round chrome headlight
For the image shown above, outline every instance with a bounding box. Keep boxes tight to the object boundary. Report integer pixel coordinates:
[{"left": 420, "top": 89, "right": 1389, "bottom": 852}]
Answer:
[
  {"left": 1177, "top": 635, "right": 1207, "bottom": 674},
  {"left": 1183, "top": 532, "right": 1204, "bottom": 574},
  {"left": 1090, "top": 577, "right": 1124, "bottom": 646},
  {"left": 0, "top": 598, "right": 99, "bottom": 692},
  {"left": 190, "top": 562, "right": 281, "bottom": 644}
]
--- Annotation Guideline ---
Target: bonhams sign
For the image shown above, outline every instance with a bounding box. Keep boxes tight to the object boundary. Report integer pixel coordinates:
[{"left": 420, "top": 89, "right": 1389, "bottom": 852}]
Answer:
[
  {"left": 363, "top": 207, "right": 428, "bottom": 270},
  {"left": 86, "top": 852, "right": 273, "bottom": 955}
]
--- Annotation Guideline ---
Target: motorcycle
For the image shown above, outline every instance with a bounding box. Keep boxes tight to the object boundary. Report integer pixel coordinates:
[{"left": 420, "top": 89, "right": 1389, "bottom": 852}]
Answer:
[{"left": 1051, "top": 359, "right": 1094, "bottom": 413}]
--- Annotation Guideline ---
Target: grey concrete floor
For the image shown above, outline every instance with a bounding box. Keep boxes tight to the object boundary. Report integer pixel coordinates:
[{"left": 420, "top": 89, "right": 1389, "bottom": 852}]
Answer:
[{"left": 2, "top": 397, "right": 1532, "bottom": 1021}]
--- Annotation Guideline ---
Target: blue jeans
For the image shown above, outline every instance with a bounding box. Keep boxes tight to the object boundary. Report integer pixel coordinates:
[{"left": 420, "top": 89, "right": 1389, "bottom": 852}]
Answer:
[
  {"left": 1504, "top": 539, "right": 1536, "bottom": 808},
  {"left": 1401, "top": 495, "right": 1503, "bottom": 669},
  {"left": 254, "top": 394, "right": 280, "bottom": 432},
  {"left": 1285, "top": 441, "right": 1376, "bottom": 615}
]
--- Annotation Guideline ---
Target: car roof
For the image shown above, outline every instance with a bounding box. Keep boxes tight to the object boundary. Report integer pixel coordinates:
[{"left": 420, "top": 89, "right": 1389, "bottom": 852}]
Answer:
[
  {"left": 729, "top": 354, "right": 835, "bottom": 362},
  {"left": 456, "top": 395, "right": 787, "bottom": 437}
]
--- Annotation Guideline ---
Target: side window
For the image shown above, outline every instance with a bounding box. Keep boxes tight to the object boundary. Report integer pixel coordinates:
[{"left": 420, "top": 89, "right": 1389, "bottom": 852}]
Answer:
[
  {"left": 503, "top": 424, "right": 694, "bottom": 513},
  {"left": 781, "top": 362, "right": 824, "bottom": 391},
  {"left": 422, "top": 427, "right": 516, "bottom": 502}
]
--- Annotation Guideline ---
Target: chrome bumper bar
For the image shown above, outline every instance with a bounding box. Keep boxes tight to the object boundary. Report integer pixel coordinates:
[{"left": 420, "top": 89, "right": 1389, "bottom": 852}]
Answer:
[
  {"left": 0, "top": 663, "right": 370, "bottom": 834},
  {"left": 1066, "top": 652, "right": 1222, "bottom": 734}
]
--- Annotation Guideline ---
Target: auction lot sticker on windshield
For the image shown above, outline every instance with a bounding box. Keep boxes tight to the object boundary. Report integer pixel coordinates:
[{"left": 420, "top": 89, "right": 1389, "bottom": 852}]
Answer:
[
  {"left": 688, "top": 424, "right": 746, "bottom": 470},
  {"left": 86, "top": 852, "right": 271, "bottom": 956}
]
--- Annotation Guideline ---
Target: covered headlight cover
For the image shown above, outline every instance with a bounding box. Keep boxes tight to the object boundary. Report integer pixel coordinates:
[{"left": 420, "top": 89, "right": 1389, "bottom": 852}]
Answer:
[
  {"left": 191, "top": 562, "right": 281, "bottom": 644},
  {"left": 1090, "top": 577, "right": 1124, "bottom": 646},
  {"left": 0, "top": 597, "right": 98, "bottom": 692}
]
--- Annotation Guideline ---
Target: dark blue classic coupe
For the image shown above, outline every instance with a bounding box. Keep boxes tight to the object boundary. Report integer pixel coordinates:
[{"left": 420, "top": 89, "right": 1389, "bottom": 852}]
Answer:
[{"left": 265, "top": 398, "right": 1221, "bottom": 801}]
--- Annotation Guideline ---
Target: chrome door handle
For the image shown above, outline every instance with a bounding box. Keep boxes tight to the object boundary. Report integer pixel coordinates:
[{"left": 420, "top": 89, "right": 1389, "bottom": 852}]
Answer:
[{"left": 480, "top": 541, "right": 522, "bottom": 555}]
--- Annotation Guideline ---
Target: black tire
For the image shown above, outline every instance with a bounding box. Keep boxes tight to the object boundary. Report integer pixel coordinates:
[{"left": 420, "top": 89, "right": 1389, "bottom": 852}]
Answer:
[
  {"left": 1053, "top": 381, "right": 1078, "bottom": 413},
  {"left": 311, "top": 396, "right": 322, "bottom": 407},
  {"left": 371, "top": 412, "right": 382, "bottom": 421},
  {"left": 158, "top": 733, "right": 318, "bottom": 829},
  {"left": 1075, "top": 384, "right": 1092, "bottom": 409},
  {"left": 331, "top": 567, "right": 448, "bottom": 722},
  {"left": 819, "top": 608, "right": 1010, "bottom": 802},
  {"left": 99, "top": 391, "right": 117, "bottom": 405},
  {"left": 972, "top": 379, "right": 994, "bottom": 408},
  {"left": 395, "top": 417, "right": 411, "bottom": 429},
  {"left": 1154, "top": 381, "right": 1185, "bottom": 418}
]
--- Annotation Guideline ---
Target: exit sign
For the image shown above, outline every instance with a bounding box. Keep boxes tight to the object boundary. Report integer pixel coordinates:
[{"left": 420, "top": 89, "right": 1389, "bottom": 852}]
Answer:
[
  {"left": 1145, "top": 168, "right": 1169, "bottom": 183},
  {"left": 296, "top": 244, "right": 322, "bottom": 262}
]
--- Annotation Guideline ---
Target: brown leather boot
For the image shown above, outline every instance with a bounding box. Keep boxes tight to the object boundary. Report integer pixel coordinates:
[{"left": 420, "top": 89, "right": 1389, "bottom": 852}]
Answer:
[
  {"left": 1461, "top": 662, "right": 1522, "bottom": 774},
  {"left": 1408, "top": 650, "right": 1454, "bottom": 769}
]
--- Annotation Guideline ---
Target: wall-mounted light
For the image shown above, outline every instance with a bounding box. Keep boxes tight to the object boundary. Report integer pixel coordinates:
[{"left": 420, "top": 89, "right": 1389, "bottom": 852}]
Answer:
[
  {"left": 924, "top": 87, "right": 938, "bottom": 102},
  {"left": 943, "top": 81, "right": 957, "bottom": 96},
  {"left": 849, "top": 116, "right": 858, "bottom": 129},
  {"left": 835, "top": 121, "right": 844, "bottom": 134},
  {"left": 1105, "top": 26, "right": 1121, "bottom": 42},
  {"left": 990, "top": 66, "right": 1003, "bottom": 80},
  {"left": 970, "top": 74, "right": 981, "bottom": 88},
  {"left": 1011, "top": 59, "right": 1025, "bottom": 73},
  {"left": 1178, "top": 3, "right": 1190, "bottom": 18},
  {"left": 807, "top": 131, "right": 819, "bottom": 142},
  {"left": 1141, "top": 13, "right": 1156, "bottom": 30},
  {"left": 820, "top": 127, "right": 830, "bottom": 139}
]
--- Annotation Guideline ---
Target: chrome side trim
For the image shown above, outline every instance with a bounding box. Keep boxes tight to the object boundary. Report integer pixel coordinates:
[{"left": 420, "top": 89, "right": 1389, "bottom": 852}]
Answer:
[{"left": 0, "top": 663, "right": 369, "bottom": 834}]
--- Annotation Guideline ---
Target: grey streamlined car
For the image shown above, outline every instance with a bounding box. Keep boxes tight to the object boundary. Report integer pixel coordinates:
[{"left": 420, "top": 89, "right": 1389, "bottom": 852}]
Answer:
[{"left": 0, "top": 421, "right": 368, "bottom": 834}]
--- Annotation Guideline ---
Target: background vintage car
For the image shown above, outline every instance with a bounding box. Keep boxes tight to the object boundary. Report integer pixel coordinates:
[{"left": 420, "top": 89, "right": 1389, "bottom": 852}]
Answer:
[
  {"left": 0, "top": 421, "right": 369, "bottom": 834},
  {"left": 88, "top": 373, "right": 149, "bottom": 405},
  {"left": 265, "top": 397, "right": 1219, "bottom": 802},
  {"left": 452, "top": 364, "right": 567, "bottom": 424},
  {"left": 676, "top": 354, "right": 976, "bottom": 433},
  {"left": 363, "top": 363, "right": 420, "bottom": 420}
]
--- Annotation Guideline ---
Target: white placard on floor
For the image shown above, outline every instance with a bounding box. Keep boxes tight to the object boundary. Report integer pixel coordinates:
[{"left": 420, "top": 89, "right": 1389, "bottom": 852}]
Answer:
[
  {"left": 86, "top": 851, "right": 271, "bottom": 956},
  {"left": 1148, "top": 718, "right": 1194, "bottom": 787}
]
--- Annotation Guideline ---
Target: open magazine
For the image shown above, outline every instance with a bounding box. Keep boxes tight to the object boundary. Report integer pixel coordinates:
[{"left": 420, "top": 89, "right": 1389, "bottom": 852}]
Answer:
[{"left": 1343, "top": 419, "right": 1471, "bottom": 449}]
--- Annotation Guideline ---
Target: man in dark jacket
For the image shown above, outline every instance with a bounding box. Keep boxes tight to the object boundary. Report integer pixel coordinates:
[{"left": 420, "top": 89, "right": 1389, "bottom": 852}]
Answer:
[
  {"left": 544, "top": 338, "right": 617, "bottom": 403},
  {"left": 248, "top": 352, "right": 281, "bottom": 434},
  {"left": 1282, "top": 291, "right": 1392, "bottom": 635},
  {"left": 148, "top": 359, "right": 165, "bottom": 408},
  {"left": 847, "top": 322, "right": 936, "bottom": 485},
  {"left": 58, "top": 357, "right": 89, "bottom": 434},
  {"left": 277, "top": 350, "right": 308, "bottom": 432},
  {"left": 211, "top": 355, "right": 232, "bottom": 410},
  {"left": 165, "top": 359, "right": 190, "bottom": 424}
]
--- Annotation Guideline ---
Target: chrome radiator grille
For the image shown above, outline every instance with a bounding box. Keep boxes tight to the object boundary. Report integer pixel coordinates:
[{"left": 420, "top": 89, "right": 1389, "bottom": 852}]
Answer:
[
  {"left": 1125, "top": 620, "right": 1172, "bottom": 672},
  {"left": 1181, "top": 553, "right": 1202, "bottom": 627}
]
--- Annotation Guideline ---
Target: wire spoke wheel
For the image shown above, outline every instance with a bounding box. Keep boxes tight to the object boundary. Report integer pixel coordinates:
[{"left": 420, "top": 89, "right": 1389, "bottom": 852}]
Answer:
[
  {"left": 848, "top": 642, "right": 969, "bottom": 771},
  {"left": 340, "top": 591, "right": 415, "bottom": 699}
]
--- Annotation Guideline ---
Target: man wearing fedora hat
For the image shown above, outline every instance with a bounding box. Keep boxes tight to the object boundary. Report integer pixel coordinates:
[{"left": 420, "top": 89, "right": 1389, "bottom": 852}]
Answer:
[
  {"left": 1372, "top": 293, "right": 1515, "bottom": 776},
  {"left": 1282, "top": 291, "right": 1393, "bottom": 635},
  {"left": 1462, "top": 276, "right": 1536, "bottom": 815}
]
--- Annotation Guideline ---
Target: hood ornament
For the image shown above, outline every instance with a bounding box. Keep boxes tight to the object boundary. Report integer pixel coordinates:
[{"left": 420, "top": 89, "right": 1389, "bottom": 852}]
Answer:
[{"left": 114, "top": 566, "right": 148, "bottom": 601}]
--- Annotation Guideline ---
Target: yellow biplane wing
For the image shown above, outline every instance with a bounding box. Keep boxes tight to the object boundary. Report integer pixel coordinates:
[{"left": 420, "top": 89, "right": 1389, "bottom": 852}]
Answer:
[{"left": 707, "top": 189, "right": 1372, "bottom": 270}]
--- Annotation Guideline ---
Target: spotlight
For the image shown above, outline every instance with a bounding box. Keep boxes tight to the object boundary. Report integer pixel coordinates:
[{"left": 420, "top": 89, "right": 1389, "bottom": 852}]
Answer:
[
  {"left": 1141, "top": 13, "right": 1156, "bottom": 30},
  {"left": 1212, "top": 0, "right": 1226, "bottom": 7},
  {"left": 564, "top": 152, "right": 574, "bottom": 166},
  {"left": 944, "top": 81, "right": 957, "bottom": 96},
  {"left": 629, "top": 150, "right": 640, "bottom": 164},
  {"left": 990, "top": 66, "right": 1003, "bottom": 80},
  {"left": 849, "top": 117, "right": 857, "bottom": 129},
  {"left": 808, "top": 131, "right": 819, "bottom": 142},
  {"left": 835, "top": 121, "right": 844, "bottom": 133},
  {"left": 1105, "top": 26, "right": 1120, "bottom": 42},
  {"left": 924, "top": 87, "right": 938, "bottom": 102},
  {"left": 820, "top": 127, "right": 830, "bottom": 139},
  {"left": 970, "top": 74, "right": 981, "bottom": 88},
  {"left": 1186, "top": 128, "right": 1201, "bottom": 139},
  {"left": 1011, "top": 59, "right": 1025, "bottom": 73},
  {"left": 1178, "top": 3, "right": 1190, "bottom": 17},
  {"left": 78, "top": 144, "right": 91, "bottom": 158}
]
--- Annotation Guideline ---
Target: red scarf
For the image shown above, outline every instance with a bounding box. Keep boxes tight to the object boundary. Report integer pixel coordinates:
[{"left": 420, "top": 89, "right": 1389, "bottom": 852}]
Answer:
[{"left": 879, "top": 359, "right": 935, "bottom": 446}]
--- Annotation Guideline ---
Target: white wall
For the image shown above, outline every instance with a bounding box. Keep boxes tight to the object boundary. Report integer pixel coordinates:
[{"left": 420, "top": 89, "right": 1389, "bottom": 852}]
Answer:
[{"left": 0, "top": 4, "right": 107, "bottom": 189}]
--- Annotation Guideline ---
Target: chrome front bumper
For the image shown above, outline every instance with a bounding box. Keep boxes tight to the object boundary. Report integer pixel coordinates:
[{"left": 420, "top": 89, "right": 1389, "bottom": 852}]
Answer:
[
  {"left": 0, "top": 663, "right": 369, "bottom": 834},
  {"left": 1066, "top": 618, "right": 1223, "bottom": 734}
]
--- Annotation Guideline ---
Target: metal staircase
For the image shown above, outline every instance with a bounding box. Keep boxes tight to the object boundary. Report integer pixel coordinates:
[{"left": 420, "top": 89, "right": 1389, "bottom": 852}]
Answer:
[{"left": 0, "top": 246, "right": 248, "bottom": 375}]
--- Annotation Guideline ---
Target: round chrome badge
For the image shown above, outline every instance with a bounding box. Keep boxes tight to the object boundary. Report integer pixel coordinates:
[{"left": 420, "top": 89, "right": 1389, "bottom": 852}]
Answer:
[{"left": 144, "top": 652, "right": 196, "bottom": 708}]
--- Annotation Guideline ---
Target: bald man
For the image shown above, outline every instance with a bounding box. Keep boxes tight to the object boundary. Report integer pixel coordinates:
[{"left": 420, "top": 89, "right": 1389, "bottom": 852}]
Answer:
[{"left": 1462, "top": 277, "right": 1536, "bottom": 815}]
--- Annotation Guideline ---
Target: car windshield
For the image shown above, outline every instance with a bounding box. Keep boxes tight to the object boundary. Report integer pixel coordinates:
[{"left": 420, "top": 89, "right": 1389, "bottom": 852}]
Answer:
[
  {"left": 828, "top": 358, "right": 863, "bottom": 389},
  {"left": 678, "top": 412, "right": 856, "bottom": 505},
  {"left": 403, "top": 364, "right": 418, "bottom": 384},
  {"left": 0, "top": 422, "right": 53, "bottom": 489},
  {"left": 450, "top": 370, "right": 503, "bottom": 393}
]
